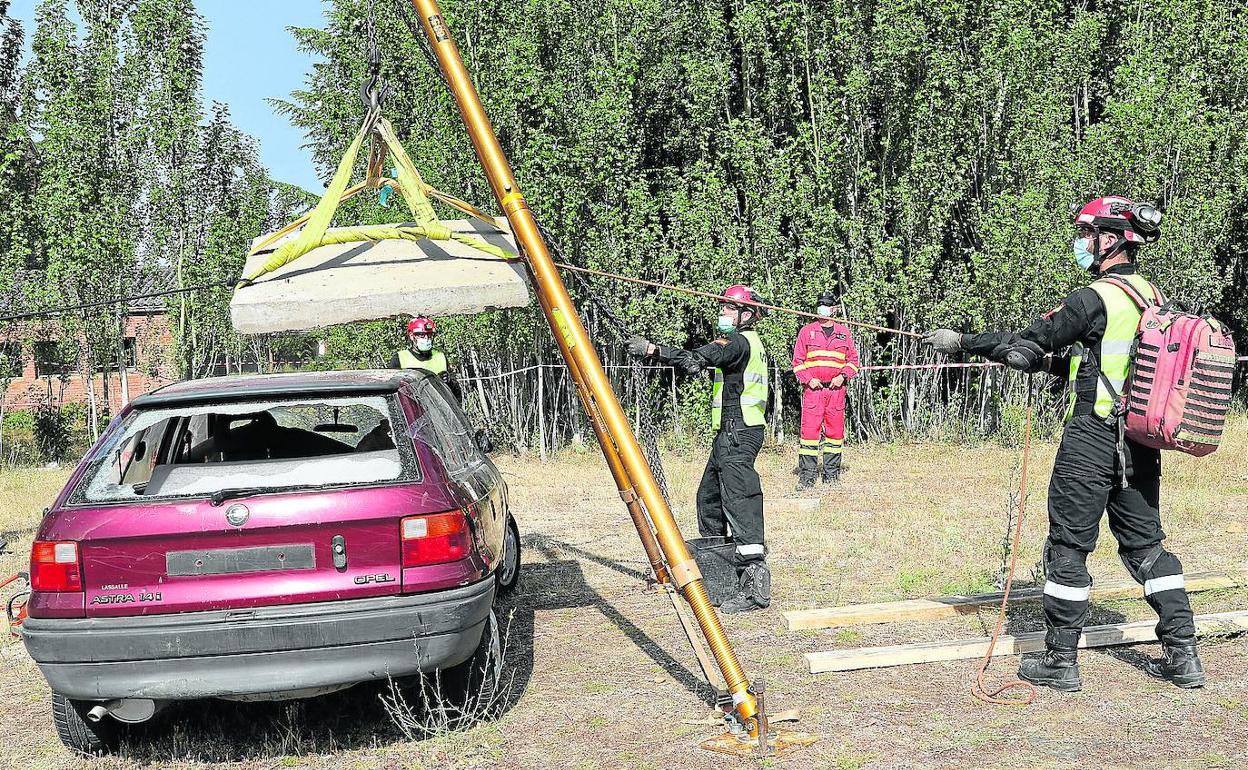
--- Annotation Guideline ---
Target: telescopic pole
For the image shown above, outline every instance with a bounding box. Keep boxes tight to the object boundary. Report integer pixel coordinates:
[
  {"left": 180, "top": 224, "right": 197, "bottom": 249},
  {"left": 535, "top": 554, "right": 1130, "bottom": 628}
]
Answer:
[{"left": 407, "top": 0, "right": 759, "bottom": 729}]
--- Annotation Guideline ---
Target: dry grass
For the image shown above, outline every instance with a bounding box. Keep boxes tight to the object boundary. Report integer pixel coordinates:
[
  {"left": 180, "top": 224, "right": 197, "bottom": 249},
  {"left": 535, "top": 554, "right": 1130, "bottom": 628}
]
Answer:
[{"left": 1, "top": 418, "right": 1247, "bottom": 769}]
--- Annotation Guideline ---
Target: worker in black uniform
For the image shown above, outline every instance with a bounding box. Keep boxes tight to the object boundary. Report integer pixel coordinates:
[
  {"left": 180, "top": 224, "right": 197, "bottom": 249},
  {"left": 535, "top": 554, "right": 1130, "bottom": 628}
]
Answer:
[
  {"left": 922, "top": 197, "right": 1202, "bottom": 691},
  {"left": 628, "top": 284, "right": 772, "bottom": 613}
]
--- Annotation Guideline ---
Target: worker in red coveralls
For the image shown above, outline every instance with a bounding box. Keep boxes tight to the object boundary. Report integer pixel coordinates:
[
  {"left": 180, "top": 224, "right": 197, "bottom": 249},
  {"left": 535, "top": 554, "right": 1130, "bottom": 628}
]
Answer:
[{"left": 792, "top": 291, "right": 860, "bottom": 489}]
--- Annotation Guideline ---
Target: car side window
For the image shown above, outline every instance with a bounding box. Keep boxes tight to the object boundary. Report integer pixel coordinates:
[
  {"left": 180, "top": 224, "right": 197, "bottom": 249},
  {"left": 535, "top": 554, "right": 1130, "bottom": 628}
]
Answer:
[{"left": 403, "top": 379, "right": 482, "bottom": 475}]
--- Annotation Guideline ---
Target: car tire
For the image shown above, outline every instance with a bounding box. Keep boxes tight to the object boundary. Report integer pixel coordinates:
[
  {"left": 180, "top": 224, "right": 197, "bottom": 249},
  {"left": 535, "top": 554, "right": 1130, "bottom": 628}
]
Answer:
[
  {"left": 440, "top": 608, "right": 502, "bottom": 722},
  {"left": 495, "top": 515, "right": 521, "bottom": 595},
  {"left": 52, "top": 693, "right": 119, "bottom": 756}
]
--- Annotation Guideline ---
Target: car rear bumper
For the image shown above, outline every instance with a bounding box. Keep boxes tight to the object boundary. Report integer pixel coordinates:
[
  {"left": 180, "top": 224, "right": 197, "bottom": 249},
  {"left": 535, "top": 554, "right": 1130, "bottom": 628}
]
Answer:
[{"left": 21, "top": 579, "right": 495, "bottom": 700}]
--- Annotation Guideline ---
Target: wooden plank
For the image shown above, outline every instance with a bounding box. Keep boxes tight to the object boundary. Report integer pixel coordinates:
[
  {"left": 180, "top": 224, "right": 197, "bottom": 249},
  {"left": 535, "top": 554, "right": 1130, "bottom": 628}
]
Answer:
[
  {"left": 665, "top": 586, "right": 720, "bottom": 688},
  {"left": 784, "top": 569, "right": 1247, "bottom": 631},
  {"left": 805, "top": 609, "right": 1248, "bottom": 673}
]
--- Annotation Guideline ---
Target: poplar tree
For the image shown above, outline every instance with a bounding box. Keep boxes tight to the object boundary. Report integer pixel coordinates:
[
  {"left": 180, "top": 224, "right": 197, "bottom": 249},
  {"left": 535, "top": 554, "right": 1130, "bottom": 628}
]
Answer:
[{"left": 284, "top": 0, "right": 1248, "bottom": 438}]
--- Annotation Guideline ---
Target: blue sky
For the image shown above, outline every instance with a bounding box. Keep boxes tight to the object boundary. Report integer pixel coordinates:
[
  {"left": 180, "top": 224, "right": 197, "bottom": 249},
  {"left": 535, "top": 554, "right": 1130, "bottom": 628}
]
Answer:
[{"left": 7, "top": 0, "right": 328, "bottom": 192}]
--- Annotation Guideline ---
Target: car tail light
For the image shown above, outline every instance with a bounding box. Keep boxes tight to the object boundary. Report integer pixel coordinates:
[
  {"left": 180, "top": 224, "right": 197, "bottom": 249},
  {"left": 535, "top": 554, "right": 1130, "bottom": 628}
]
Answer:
[
  {"left": 401, "top": 511, "right": 470, "bottom": 567},
  {"left": 31, "top": 541, "right": 82, "bottom": 592}
]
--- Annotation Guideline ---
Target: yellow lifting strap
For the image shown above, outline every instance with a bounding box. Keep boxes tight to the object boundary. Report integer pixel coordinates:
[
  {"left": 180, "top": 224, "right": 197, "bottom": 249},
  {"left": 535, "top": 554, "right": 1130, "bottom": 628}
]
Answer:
[{"left": 237, "top": 111, "right": 515, "bottom": 287}]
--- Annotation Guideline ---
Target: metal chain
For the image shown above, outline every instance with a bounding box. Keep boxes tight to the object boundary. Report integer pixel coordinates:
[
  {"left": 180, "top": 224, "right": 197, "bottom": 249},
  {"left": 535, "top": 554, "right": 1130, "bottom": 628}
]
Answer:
[
  {"left": 364, "top": 0, "right": 379, "bottom": 63},
  {"left": 534, "top": 221, "right": 673, "bottom": 503},
  {"left": 394, "top": 0, "right": 448, "bottom": 86},
  {"left": 360, "top": 0, "right": 394, "bottom": 110}
]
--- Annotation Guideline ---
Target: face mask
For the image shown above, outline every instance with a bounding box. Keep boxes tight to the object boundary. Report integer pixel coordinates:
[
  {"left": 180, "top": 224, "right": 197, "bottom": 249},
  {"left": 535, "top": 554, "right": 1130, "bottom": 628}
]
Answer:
[
  {"left": 1073, "top": 237, "right": 1096, "bottom": 271},
  {"left": 415, "top": 338, "right": 433, "bottom": 352},
  {"left": 816, "top": 305, "right": 834, "bottom": 318},
  {"left": 716, "top": 316, "right": 736, "bottom": 334}
]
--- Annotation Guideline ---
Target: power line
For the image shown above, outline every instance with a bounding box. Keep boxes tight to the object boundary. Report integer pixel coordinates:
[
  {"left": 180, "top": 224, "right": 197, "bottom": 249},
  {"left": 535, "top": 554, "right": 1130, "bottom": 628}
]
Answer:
[{"left": 0, "top": 281, "right": 232, "bottom": 324}]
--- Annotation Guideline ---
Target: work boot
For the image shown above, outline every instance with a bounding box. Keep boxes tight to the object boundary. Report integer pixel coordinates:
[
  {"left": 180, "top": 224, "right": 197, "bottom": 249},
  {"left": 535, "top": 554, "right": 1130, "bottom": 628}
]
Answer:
[
  {"left": 796, "top": 457, "right": 818, "bottom": 491},
  {"left": 720, "top": 563, "right": 771, "bottom": 614},
  {"left": 1146, "top": 638, "right": 1205, "bottom": 689},
  {"left": 1018, "top": 629, "right": 1082, "bottom": 692},
  {"left": 822, "top": 455, "right": 842, "bottom": 485}
]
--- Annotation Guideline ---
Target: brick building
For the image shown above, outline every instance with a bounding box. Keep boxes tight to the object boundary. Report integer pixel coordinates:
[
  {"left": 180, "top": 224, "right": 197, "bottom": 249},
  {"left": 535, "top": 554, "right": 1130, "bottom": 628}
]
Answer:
[{"left": 0, "top": 273, "right": 179, "bottom": 414}]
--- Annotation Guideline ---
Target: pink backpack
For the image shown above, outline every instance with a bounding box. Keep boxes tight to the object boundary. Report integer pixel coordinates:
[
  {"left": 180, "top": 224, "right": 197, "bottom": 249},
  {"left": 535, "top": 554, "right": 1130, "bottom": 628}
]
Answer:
[{"left": 1100, "top": 276, "right": 1238, "bottom": 457}]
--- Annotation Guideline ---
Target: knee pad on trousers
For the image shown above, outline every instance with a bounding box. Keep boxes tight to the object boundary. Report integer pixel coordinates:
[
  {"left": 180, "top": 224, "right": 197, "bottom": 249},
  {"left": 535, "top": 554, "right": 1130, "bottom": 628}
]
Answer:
[
  {"left": 1044, "top": 539, "right": 1090, "bottom": 587},
  {"left": 1120, "top": 544, "right": 1183, "bottom": 588}
]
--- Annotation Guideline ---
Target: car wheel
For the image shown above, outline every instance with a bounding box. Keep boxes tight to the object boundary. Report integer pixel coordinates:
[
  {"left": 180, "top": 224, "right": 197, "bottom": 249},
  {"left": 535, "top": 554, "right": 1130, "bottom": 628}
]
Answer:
[
  {"left": 440, "top": 608, "right": 502, "bottom": 722},
  {"left": 52, "top": 693, "right": 119, "bottom": 756},
  {"left": 495, "top": 515, "right": 521, "bottom": 595}
]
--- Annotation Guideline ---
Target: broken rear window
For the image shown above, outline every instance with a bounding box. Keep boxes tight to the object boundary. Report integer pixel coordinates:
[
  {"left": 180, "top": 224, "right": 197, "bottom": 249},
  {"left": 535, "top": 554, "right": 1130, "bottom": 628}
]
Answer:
[{"left": 74, "top": 394, "right": 414, "bottom": 504}]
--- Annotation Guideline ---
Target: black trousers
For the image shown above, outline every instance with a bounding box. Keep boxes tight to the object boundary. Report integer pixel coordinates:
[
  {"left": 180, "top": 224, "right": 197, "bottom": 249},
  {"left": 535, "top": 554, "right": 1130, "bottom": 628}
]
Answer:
[
  {"left": 696, "top": 418, "right": 766, "bottom": 570},
  {"left": 1042, "top": 413, "right": 1196, "bottom": 646}
]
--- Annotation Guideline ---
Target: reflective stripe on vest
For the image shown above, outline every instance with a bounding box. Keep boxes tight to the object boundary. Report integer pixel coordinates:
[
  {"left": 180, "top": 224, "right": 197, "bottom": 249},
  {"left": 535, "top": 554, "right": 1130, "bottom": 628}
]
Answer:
[
  {"left": 711, "top": 330, "right": 768, "bottom": 429},
  {"left": 397, "top": 348, "right": 449, "bottom": 374},
  {"left": 1064, "top": 273, "right": 1154, "bottom": 421}
]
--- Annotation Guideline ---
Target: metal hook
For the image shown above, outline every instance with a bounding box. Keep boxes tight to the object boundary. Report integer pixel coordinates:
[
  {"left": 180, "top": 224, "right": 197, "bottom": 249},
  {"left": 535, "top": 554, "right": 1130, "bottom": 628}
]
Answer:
[{"left": 360, "top": 75, "right": 380, "bottom": 111}]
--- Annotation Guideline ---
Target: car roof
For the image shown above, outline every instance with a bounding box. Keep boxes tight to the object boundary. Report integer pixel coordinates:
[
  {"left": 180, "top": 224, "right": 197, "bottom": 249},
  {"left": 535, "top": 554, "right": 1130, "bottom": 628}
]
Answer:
[{"left": 130, "top": 369, "right": 431, "bottom": 409}]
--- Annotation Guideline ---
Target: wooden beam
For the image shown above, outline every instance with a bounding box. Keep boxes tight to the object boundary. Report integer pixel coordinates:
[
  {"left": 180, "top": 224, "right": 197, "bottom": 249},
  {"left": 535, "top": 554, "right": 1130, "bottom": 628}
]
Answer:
[
  {"left": 805, "top": 609, "right": 1248, "bottom": 673},
  {"left": 784, "top": 569, "right": 1247, "bottom": 631}
]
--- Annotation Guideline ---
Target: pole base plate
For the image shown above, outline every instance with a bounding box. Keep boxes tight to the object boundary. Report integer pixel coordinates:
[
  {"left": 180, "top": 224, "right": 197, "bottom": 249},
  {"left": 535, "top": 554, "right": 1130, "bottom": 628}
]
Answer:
[{"left": 699, "top": 727, "right": 818, "bottom": 758}]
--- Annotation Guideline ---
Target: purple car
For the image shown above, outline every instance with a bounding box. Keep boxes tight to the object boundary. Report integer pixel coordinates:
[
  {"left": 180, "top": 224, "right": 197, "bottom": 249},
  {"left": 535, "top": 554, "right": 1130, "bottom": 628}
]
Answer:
[{"left": 21, "top": 370, "right": 521, "bottom": 754}]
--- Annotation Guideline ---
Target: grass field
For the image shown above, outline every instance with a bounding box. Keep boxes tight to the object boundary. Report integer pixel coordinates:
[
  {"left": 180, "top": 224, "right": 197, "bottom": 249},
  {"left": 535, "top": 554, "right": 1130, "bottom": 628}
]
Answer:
[{"left": 3, "top": 419, "right": 1247, "bottom": 770}]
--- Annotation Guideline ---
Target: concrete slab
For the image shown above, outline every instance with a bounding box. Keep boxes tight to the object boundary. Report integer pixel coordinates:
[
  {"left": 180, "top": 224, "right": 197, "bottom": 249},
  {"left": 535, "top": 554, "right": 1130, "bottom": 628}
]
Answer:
[{"left": 230, "top": 218, "right": 531, "bottom": 334}]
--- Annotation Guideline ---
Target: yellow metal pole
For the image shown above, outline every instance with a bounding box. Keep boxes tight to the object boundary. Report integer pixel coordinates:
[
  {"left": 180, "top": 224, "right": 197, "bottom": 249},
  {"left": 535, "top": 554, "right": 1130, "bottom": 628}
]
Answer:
[
  {"left": 531, "top": 290, "right": 671, "bottom": 586},
  {"left": 408, "top": 0, "right": 758, "bottom": 727}
]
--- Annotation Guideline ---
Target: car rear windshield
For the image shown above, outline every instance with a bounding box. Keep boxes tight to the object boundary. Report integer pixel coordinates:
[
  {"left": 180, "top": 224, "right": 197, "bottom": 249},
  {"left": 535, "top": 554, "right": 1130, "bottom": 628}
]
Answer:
[{"left": 73, "top": 394, "right": 415, "bottom": 504}]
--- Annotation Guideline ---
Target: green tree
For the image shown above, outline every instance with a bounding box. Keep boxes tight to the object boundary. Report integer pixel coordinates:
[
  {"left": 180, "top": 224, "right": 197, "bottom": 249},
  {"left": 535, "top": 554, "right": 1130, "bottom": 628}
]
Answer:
[
  {"left": 0, "top": 1, "right": 36, "bottom": 280},
  {"left": 172, "top": 102, "right": 281, "bottom": 378},
  {"left": 282, "top": 0, "right": 1248, "bottom": 441},
  {"left": 17, "top": 0, "right": 279, "bottom": 429}
]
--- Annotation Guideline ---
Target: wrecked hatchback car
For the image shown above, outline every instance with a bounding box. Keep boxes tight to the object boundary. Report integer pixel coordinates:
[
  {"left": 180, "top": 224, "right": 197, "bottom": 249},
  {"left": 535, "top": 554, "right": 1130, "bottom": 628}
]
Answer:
[{"left": 21, "top": 369, "right": 521, "bottom": 754}]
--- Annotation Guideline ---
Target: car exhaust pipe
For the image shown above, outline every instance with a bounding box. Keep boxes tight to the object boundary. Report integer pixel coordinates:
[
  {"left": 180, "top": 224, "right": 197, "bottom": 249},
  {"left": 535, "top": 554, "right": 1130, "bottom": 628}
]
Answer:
[{"left": 85, "top": 698, "right": 163, "bottom": 724}]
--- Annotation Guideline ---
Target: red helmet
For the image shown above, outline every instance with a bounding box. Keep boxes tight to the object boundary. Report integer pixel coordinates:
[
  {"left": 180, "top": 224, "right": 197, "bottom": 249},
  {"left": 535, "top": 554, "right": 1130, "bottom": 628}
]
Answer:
[
  {"left": 722, "top": 284, "right": 760, "bottom": 306},
  {"left": 406, "top": 317, "right": 437, "bottom": 336},
  {"left": 1072, "top": 196, "right": 1162, "bottom": 245},
  {"left": 721, "top": 284, "right": 767, "bottom": 322}
]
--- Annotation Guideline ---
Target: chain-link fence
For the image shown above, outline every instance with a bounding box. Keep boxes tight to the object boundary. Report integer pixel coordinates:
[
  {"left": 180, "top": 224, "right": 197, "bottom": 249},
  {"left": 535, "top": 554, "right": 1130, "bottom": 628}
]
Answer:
[{"left": 454, "top": 361, "right": 678, "bottom": 501}]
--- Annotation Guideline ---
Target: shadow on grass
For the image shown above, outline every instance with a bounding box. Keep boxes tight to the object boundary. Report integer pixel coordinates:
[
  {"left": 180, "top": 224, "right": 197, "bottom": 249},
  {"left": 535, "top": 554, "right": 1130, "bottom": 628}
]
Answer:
[
  {"left": 520, "top": 534, "right": 717, "bottom": 708},
  {"left": 994, "top": 598, "right": 1156, "bottom": 673},
  {"left": 108, "top": 539, "right": 712, "bottom": 763}
]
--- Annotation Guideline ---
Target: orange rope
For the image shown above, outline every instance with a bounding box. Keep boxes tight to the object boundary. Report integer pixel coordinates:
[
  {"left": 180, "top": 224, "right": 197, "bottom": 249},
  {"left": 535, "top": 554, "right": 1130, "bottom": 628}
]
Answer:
[
  {"left": 970, "top": 389, "right": 1037, "bottom": 706},
  {"left": 552, "top": 262, "right": 923, "bottom": 338}
]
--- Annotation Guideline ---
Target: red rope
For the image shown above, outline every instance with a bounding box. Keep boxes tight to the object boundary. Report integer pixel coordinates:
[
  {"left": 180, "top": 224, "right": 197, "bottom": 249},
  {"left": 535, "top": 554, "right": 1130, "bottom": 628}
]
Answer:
[
  {"left": 860, "top": 362, "right": 1002, "bottom": 372},
  {"left": 970, "top": 391, "right": 1037, "bottom": 706}
]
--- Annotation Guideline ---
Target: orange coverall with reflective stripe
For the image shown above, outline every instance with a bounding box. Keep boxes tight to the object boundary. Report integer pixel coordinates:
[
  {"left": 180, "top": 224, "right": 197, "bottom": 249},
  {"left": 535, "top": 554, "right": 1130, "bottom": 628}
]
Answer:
[{"left": 792, "top": 321, "right": 859, "bottom": 477}]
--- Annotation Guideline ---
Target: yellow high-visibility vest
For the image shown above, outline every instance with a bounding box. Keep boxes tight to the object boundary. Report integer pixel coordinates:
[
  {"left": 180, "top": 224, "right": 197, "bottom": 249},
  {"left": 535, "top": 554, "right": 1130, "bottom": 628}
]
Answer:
[
  {"left": 711, "top": 330, "right": 768, "bottom": 429},
  {"left": 397, "top": 348, "right": 449, "bottom": 374},
  {"left": 1065, "top": 273, "right": 1154, "bottom": 420}
]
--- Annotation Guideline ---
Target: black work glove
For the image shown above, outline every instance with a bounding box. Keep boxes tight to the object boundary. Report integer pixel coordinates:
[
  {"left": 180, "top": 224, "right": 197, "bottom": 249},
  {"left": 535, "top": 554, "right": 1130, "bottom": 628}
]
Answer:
[
  {"left": 627, "top": 335, "right": 652, "bottom": 358},
  {"left": 991, "top": 339, "right": 1047, "bottom": 373},
  {"left": 921, "top": 329, "right": 963, "bottom": 355}
]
